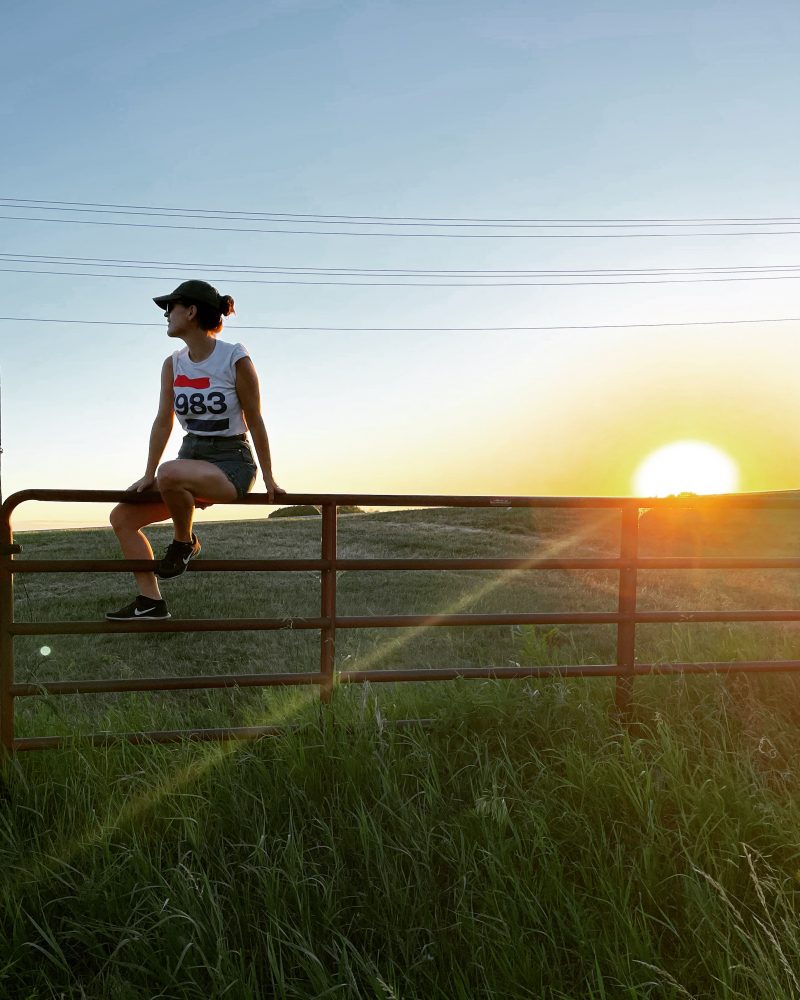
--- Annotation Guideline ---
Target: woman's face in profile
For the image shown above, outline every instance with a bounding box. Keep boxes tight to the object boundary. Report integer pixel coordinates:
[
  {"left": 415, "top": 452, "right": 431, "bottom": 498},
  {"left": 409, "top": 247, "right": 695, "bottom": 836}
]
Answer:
[{"left": 165, "top": 301, "right": 192, "bottom": 338}]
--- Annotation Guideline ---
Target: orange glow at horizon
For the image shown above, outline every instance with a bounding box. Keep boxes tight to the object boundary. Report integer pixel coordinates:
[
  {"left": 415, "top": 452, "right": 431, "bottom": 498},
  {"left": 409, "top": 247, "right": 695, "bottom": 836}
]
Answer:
[{"left": 633, "top": 440, "right": 740, "bottom": 497}]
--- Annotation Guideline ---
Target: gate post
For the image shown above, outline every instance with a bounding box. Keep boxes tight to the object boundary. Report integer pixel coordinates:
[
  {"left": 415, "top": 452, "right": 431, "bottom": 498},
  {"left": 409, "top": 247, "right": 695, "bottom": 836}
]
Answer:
[
  {"left": 320, "top": 503, "right": 337, "bottom": 703},
  {"left": 615, "top": 504, "right": 639, "bottom": 716},
  {"left": 0, "top": 512, "right": 15, "bottom": 757}
]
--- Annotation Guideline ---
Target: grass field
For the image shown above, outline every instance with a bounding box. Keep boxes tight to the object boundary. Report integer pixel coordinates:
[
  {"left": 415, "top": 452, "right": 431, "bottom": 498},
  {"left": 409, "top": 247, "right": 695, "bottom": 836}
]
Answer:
[{"left": 4, "top": 505, "right": 800, "bottom": 998}]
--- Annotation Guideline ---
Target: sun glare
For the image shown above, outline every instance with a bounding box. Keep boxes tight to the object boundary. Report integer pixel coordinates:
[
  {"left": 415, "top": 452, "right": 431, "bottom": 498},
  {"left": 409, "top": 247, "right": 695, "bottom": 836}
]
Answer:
[{"left": 633, "top": 440, "right": 739, "bottom": 497}]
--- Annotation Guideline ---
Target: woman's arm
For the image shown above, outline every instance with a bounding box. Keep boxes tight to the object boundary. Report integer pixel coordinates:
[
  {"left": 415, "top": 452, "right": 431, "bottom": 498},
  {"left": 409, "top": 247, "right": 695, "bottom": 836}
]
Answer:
[
  {"left": 128, "top": 357, "right": 175, "bottom": 492},
  {"left": 235, "top": 356, "right": 284, "bottom": 503}
]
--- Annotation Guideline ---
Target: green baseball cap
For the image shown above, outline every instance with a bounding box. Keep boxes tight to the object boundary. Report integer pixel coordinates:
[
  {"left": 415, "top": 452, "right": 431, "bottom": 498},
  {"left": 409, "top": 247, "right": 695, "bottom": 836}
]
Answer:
[{"left": 153, "top": 279, "right": 222, "bottom": 311}]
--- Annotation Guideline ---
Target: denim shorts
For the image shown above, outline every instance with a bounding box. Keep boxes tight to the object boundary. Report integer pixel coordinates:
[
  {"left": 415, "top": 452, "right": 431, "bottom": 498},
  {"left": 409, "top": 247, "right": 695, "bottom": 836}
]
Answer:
[{"left": 177, "top": 433, "right": 257, "bottom": 499}]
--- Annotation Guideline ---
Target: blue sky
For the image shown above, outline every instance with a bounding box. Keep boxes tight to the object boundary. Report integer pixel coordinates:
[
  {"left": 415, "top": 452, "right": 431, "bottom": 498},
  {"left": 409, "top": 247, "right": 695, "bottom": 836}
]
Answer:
[{"left": 2, "top": 0, "right": 800, "bottom": 528}]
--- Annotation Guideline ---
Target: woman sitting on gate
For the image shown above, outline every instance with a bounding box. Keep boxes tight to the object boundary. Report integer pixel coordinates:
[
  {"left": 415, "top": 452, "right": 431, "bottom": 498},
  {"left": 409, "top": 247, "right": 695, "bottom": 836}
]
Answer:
[{"left": 106, "top": 280, "right": 284, "bottom": 621}]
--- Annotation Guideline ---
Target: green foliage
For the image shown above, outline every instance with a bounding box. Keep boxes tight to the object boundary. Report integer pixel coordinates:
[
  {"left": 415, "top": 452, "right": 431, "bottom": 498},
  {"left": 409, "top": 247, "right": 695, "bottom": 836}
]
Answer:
[
  {"left": 4, "top": 505, "right": 800, "bottom": 997},
  {"left": 513, "top": 624, "right": 603, "bottom": 666},
  {"left": 268, "top": 503, "right": 322, "bottom": 518},
  {"left": 5, "top": 681, "right": 800, "bottom": 998},
  {"left": 267, "top": 504, "right": 364, "bottom": 518}
]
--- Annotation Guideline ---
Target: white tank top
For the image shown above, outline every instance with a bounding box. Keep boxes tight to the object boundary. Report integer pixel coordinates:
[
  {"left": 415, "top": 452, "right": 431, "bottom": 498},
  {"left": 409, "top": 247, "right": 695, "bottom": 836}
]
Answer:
[{"left": 171, "top": 340, "right": 250, "bottom": 436}]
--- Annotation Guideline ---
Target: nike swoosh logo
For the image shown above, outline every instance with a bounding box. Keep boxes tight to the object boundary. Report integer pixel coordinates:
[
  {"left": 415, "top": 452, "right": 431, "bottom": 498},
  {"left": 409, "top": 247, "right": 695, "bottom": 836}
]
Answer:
[
  {"left": 182, "top": 554, "right": 193, "bottom": 565},
  {"left": 134, "top": 607, "right": 157, "bottom": 616}
]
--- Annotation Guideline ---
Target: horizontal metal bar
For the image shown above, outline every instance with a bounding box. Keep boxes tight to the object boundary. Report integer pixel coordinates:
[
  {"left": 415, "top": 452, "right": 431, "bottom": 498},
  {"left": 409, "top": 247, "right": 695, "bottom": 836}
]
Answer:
[
  {"left": 336, "top": 613, "right": 620, "bottom": 628},
  {"left": 8, "top": 556, "right": 800, "bottom": 575},
  {"left": 14, "top": 659, "right": 800, "bottom": 704},
  {"left": 5, "top": 559, "right": 329, "bottom": 574},
  {"left": 335, "top": 558, "right": 626, "bottom": 571},
  {"left": 3, "top": 490, "right": 631, "bottom": 514},
  {"left": 339, "top": 664, "right": 623, "bottom": 682},
  {"left": 12, "top": 609, "right": 800, "bottom": 638},
  {"left": 341, "top": 661, "right": 800, "bottom": 682},
  {"left": 6, "top": 488, "right": 800, "bottom": 520},
  {"left": 637, "top": 557, "right": 800, "bottom": 570},
  {"left": 9, "top": 617, "right": 326, "bottom": 636},
  {"left": 13, "top": 724, "right": 292, "bottom": 751},
  {"left": 11, "top": 671, "right": 321, "bottom": 697},
  {"left": 302, "top": 493, "right": 799, "bottom": 510},
  {"left": 634, "top": 610, "right": 800, "bottom": 623},
  {"left": 635, "top": 660, "right": 800, "bottom": 674}
]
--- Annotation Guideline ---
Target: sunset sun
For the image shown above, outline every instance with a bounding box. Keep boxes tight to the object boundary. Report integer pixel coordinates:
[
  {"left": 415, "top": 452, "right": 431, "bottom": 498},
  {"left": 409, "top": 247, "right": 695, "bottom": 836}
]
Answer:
[{"left": 633, "top": 441, "right": 739, "bottom": 497}]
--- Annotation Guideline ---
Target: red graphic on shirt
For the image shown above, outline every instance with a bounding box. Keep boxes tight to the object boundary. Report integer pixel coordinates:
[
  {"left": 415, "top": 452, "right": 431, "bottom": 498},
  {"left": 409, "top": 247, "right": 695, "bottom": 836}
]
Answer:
[{"left": 174, "top": 375, "right": 211, "bottom": 389}]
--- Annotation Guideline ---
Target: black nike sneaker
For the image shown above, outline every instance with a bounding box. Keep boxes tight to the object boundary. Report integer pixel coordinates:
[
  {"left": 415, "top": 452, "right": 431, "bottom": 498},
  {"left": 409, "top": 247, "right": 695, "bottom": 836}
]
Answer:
[
  {"left": 156, "top": 533, "right": 202, "bottom": 579},
  {"left": 105, "top": 595, "right": 171, "bottom": 621}
]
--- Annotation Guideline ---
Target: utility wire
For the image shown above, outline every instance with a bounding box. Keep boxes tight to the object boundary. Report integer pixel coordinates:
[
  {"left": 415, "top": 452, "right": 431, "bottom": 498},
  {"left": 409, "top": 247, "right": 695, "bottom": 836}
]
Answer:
[
  {"left": 4, "top": 214, "right": 800, "bottom": 240},
  {"left": 0, "top": 316, "right": 797, "bottom": 331},
  {"left": 2, "top": 264, "right": 800, "bottom": 287},
  {"left": 4, "top": 197, "right": 800, "bottom": 227},
  {"left": 4, "top": 252, "right": 800, "bottom": 278},
  {"left": 3, "top": 203, "right": 800, "bottom": 230}
]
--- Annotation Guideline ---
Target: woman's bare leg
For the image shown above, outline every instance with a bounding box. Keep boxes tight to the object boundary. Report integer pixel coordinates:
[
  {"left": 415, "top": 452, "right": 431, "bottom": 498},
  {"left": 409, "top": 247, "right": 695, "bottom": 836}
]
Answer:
[
  {"left": 109, "top": 500, "right": 171, "bottom": 599},
  {"left": 110, "top": 461, "right": 235, "bottom": 596},
  {"left": 156, "top": 459, "right": 237, "bottom": 542}
]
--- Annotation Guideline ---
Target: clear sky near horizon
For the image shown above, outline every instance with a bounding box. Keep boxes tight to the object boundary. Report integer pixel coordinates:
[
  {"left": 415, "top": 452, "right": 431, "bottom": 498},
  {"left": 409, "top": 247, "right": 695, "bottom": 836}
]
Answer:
[{"left": 2, "top": 0, "right": 800, "bottom": 529}]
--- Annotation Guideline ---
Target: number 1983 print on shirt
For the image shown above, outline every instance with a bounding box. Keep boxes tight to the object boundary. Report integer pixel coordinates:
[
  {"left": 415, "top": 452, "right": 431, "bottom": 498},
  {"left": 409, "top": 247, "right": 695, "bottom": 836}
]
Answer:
[
  {"left": 174, "top": 391, "right": 227, "bottom": 416},
  {"left": 173, "top": 374, "right": 228, "bottom": 417}
]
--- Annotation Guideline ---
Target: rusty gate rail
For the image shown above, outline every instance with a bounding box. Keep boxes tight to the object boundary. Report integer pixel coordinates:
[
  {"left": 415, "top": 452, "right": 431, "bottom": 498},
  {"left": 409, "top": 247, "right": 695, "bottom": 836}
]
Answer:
[{"left": 2, "top": 488, "right": 800, "bottom": 754}]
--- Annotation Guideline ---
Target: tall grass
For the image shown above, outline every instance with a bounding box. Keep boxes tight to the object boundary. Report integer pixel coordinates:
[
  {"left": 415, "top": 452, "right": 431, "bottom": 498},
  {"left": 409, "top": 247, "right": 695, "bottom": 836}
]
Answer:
[
  {"left": 5, "top": 680, "right": 800, "bottom": 998},
  {"left": 3, "top": 506, "right": 800, "bottom": 997}
]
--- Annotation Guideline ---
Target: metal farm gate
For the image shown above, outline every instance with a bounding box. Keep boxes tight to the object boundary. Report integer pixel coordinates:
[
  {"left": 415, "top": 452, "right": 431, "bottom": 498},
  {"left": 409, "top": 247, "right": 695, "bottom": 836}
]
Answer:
[{"left": 2, "top": 488, "right": 799, "bottom": 754}]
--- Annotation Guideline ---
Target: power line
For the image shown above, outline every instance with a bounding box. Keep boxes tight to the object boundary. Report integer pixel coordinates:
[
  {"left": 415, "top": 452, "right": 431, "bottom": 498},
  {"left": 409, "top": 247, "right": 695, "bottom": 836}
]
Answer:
[
  {"left": 4, "top": 197, "right": 800, "bottom": 226},
  {"left": 3, "top": 264, "right": 800, "bottom": 287},
  {"left": 3, "top": 203, "right": 800, "bottom": 230},
  {"left": 4, "top": 213, "right": 800, "bottom": 240},
  {"left": 4, "top": 252, "right": 800, "bottom": 278},
  {"left": 0, "top": 315, "right": 796, "bottom": 331}
]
